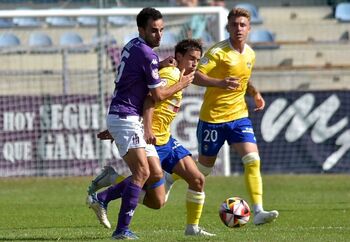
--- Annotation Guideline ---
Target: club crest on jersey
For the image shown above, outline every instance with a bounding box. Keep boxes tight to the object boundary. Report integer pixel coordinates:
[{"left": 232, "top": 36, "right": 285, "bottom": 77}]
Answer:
[
  {"left": 152, "top": 69, "right": 159, "bottom": 79},
  {"left": 200, "top": 57, "right": 209, "bottom": 65},
  {"left": 247, "top": 62, "right": 252, "bottom": 69}
]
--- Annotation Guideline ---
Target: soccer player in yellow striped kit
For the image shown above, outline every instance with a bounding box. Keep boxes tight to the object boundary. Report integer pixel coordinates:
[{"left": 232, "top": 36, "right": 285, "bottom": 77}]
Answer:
[{"left": 177, "top": 7, "right": 279, "bottom": 225}]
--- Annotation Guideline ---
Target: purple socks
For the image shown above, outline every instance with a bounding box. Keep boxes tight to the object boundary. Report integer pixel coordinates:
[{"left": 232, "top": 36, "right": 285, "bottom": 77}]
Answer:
[
  {"left": 97, "top": 176, "right": 132, "bottom": 204},
  {"left": 116, "top": 182, "right": 142, "bottom": 232}
]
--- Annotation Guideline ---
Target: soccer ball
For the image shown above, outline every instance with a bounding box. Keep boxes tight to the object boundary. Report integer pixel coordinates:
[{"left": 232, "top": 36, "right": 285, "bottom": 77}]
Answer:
[{"left": 219, "top": 197, "right": 251, "bottom": 228}]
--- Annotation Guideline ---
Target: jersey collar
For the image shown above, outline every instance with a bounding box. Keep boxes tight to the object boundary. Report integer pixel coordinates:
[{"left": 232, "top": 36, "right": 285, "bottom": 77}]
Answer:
[{"left": 227, "top": 38, "right": 246, "bottom": 54}]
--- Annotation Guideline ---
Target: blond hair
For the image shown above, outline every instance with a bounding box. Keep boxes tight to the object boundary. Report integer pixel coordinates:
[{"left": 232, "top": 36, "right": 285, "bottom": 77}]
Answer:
[{"left": 227, "top": 8, "right": 251, "bottom": 22}]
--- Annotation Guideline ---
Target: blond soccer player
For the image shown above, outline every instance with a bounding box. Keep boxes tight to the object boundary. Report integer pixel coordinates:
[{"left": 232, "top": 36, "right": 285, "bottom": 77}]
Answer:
[{"left": 166, "top": 7, "right": 279, "bottom": 225}]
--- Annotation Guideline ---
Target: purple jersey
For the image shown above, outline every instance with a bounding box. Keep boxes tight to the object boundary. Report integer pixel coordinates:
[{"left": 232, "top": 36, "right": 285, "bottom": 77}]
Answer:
[{"left": 109, "top": 37, "right": 162, "bottom": 116}]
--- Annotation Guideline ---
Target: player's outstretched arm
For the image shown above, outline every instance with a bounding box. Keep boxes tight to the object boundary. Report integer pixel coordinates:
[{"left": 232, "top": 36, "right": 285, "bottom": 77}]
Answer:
[
  {"left": 150, "top": 69, "right": 194, "bottom": 102},
  {"left": 194, "top": 70, "right": 239, "bottom": 90}
]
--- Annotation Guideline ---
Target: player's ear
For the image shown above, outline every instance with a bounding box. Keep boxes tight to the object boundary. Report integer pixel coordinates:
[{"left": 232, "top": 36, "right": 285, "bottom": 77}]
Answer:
[
  {"left": 175, "top": 52, "right": 181, "bottom": 63},
  {"left": 138, "top": 27, "right": 145, "bottom": 37}
]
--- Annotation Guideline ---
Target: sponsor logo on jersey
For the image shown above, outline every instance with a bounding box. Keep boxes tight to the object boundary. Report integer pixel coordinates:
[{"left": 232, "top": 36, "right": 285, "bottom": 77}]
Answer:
[
  {"left": 152, "top": 59, "right": 158, "bottom": 65},
  {"left": 247, "top": 62, "right": 252, "bottom": 69}
]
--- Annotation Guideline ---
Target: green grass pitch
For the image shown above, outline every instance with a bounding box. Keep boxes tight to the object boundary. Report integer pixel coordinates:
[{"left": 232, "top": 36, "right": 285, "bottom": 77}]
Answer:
[{"left": 0, "top": 175, "right": 349, "bottom": 241}]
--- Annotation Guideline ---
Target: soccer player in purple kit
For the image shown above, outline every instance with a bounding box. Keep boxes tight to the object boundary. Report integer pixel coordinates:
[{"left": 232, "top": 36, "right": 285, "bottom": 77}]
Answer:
[
  {"left": 101, "top": 7, "right": 194, "bottom": 240},
  {"left": 87, "top": 39, "right": 219, "bottom": 237}
]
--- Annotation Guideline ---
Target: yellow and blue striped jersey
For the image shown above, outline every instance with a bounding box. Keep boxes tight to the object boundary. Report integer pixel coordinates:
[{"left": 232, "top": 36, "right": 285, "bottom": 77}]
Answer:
[
  {"left": 152, "top": 66, "right": 182, "bottom": 145},
  {"left": 197, "top": 39, "right": 255, "bottom": 123}
]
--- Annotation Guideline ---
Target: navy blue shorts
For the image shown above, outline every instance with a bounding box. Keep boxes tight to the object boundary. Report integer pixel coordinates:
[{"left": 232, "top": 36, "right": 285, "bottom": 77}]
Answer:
[
  {"left": 197, "top": 117, "right": 256, "bottom": 156},
  {"left": 155, "top": 136, "right": 191, "bottom": 174}
]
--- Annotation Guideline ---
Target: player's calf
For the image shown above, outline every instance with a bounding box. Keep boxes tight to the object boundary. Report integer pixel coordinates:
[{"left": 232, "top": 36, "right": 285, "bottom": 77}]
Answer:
[{"left": 142, "top": 177, "right": 166, "bottom": 209}]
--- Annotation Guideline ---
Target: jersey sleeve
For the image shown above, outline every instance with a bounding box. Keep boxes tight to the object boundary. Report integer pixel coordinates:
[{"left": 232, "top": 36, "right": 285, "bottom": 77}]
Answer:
[
  {"left": 197, "top": 48, "right": 219, "bottom": 75},
  {"left": 159, "top": 67, "right": 179, "bottom": 85},
  {"left": 144, "top": 52, "right": 162, "bottom": 89}
]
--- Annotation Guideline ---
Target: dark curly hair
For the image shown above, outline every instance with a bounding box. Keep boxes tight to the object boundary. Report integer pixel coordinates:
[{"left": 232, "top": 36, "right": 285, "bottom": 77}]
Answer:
[
  {"left": 136, "top": 7, "right": 163, "bottom": 29},
  {"left": 175, "top": 39, "right": 203, "bottom": 56}
]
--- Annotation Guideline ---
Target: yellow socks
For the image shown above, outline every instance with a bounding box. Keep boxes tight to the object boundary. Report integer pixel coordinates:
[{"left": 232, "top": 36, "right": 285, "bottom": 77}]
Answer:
[
  {"left": 186, "top": 189, "right": 205, "bottom": 225},
  {"left": 242, "top": 152, "right": 263, "bottom": 206}
]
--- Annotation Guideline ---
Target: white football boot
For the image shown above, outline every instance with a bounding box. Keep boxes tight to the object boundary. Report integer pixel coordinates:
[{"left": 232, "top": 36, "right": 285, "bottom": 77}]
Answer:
[
  {"left": 185, "top": 225, "right": 216, "bottom": 236},
  {"left": 86, "top": 193, "right": 111, "bottom": 229},
  {"left": 253, "top": 210, "right": 279, "bottom": 225}
]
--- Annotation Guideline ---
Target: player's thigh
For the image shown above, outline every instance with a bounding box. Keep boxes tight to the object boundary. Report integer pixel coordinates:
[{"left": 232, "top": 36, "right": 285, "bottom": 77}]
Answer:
[
  {"left": 156, "top": 137, "right": 190, "bottom": 174},
  {"left": 123, "top": 147, "right": 150, "bottom": 186},
  {"left": 107, "top": 114, "right": 146, "bottom": 157},
  {"left": 146, "top": 155, "right": 164, "bottom": 184},
  {"left": 232, "top": 142, "right": 259, "bottom": 158},
  {"left": 227, "top": 118, "right": 259, "bottom": 157}
]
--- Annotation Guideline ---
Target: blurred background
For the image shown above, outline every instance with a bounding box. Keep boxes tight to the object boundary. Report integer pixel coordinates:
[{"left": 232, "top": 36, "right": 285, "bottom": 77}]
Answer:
[{"left": 0, "top": 0, "right": 349, "bottom": 177}]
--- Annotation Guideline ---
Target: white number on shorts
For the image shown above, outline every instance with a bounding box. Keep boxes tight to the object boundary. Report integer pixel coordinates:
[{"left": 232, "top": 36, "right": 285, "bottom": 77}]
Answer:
[
  {"left": 203, "top": 129, "right": 218, "bottom": 142},
  {"left": 115, "top": 50, "right": 130, "bottom": 83}
]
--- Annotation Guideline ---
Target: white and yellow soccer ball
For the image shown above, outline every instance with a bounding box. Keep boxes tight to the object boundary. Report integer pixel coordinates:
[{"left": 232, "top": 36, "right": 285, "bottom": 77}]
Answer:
[{"left": 219, "top": 197, "right": 251, "bottom": 228}]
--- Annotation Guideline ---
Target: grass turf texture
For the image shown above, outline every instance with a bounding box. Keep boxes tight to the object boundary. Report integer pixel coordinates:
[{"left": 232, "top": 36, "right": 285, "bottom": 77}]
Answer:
[{"left": 0, "top": 175, "right": 349, "bottom": 241}]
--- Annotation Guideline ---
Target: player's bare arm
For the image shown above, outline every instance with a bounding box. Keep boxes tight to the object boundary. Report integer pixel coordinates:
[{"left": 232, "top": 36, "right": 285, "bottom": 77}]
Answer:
[
  {"left": 194, "top": 70, "right": 239, "bottom": 90},
  {"left": 150, "top": 69, "right": 194, "bottom": 102},
  {"left": 247, "top": 80, "right": 265, "bottom": 111},
  {"left": 143, "top": 95, "right": 157, "bottom": 145}
]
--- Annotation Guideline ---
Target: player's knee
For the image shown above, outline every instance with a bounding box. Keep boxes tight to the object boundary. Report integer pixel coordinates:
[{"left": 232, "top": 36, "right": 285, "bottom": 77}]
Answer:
[
  {"left": 242, "top": 152, "right": 260, "bottom": 165},
  {"left": 189, "top": 172, "right": 205, "bottom": 192},
  {"left": 134, "top": 167, "right": 150, "bottom": 183},
  {"left": 147, "top": 171, "right": 163, "bottom": 185},
  {"left": 242, "top": 152, "right": 261, "bottom": 176}
]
